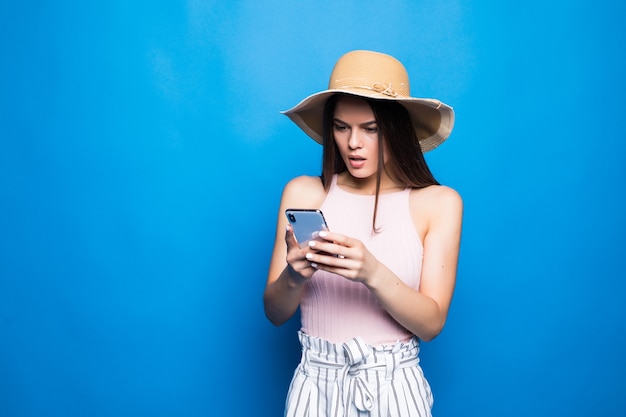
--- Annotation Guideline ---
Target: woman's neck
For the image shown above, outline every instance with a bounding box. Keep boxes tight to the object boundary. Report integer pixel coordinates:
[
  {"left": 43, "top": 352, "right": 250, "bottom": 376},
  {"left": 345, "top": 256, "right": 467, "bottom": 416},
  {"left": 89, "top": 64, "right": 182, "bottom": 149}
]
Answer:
[{"left": 336, "top": 171, "right": 404, "bottom": 195}]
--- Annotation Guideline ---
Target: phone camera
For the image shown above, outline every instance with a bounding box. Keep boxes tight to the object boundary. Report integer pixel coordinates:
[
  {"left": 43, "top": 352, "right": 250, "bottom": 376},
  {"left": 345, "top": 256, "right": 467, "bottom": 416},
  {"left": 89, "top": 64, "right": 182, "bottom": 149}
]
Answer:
[{"left": 288, "top": 213, "right": 296, "bottom": 223}]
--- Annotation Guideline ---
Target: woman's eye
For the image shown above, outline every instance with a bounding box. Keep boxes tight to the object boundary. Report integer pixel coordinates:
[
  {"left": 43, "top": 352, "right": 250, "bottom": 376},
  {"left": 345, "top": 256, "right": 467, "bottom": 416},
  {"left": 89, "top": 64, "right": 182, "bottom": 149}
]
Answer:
[
  {"left": 365, "top": 127, "right": 378, "bottom": 133},
  {"left": 334, "top": 124, "right": 347, "bottom": 131}
]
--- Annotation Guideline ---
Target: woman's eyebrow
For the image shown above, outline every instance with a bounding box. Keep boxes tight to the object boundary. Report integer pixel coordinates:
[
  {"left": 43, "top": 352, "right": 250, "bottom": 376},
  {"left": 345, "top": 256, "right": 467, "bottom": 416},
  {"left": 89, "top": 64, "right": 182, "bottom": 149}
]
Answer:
[{"left": 333, "top": 118, "right": 377, "bottom": 126}]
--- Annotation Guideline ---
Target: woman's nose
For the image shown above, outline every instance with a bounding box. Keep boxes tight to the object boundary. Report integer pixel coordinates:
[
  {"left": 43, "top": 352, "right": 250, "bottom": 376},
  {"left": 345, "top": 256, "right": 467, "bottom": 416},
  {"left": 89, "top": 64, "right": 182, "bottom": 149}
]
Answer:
[{"left": 348, "top": 130, "right": 362, "bottom": 149}]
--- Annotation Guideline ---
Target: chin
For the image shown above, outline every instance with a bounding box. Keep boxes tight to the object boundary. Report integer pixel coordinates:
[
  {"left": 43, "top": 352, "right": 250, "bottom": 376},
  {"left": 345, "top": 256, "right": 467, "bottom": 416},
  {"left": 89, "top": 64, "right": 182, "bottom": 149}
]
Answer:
[{"left": 347, "top": 169, "right": 376, "bottom": 180}]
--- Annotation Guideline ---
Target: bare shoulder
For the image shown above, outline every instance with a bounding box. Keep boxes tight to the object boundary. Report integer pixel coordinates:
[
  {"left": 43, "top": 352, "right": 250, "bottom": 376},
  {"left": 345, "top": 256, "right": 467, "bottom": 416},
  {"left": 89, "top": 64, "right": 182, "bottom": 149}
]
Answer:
[
  {"left": 281, "top": 175, "right": 327, "bottom": 209},
  {"left": 409, "top": 185, "right": 463, "bottom": 235},
  {"left": 410, "top": 184, "right": 462, "bottom": 209},
  {"left": 413, "top": 184, "right": 462, "bottom": 208}
]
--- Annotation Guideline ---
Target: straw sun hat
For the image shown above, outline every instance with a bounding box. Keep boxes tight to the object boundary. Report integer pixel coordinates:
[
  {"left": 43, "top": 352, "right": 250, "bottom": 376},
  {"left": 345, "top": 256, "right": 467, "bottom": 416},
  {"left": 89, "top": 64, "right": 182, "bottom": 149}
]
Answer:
[{"left": 282, "top": 50, "right": 454, "bottom": 152}]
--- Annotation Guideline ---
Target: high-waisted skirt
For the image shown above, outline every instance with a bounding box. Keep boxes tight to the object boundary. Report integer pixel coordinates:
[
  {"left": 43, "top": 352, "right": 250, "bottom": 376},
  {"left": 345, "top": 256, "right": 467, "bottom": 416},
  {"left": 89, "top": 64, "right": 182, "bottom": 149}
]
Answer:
[{"left": 285, "top": 331, "right": 433, "bottom": 417}]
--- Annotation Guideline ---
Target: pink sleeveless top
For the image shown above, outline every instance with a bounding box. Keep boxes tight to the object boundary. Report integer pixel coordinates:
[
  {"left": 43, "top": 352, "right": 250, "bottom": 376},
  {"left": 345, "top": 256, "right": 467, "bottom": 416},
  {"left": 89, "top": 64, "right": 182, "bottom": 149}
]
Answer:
[{"left": 299, "top": 175, "right": 424, "bottom": 346}]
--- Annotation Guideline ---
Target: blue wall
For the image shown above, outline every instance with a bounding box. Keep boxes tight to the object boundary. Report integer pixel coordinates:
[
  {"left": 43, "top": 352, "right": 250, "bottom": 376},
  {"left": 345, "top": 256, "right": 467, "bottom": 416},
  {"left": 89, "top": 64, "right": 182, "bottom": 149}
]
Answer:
[{"left": 1, "top": 1, "right": 625, "bottom": 416}]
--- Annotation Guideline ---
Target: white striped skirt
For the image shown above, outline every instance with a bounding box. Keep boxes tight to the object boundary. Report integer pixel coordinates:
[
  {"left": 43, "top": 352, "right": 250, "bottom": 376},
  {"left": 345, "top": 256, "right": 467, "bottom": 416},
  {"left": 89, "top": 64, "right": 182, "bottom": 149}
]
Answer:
[{"left": 285, "top": 331, "right": 433, "bottom": 417}]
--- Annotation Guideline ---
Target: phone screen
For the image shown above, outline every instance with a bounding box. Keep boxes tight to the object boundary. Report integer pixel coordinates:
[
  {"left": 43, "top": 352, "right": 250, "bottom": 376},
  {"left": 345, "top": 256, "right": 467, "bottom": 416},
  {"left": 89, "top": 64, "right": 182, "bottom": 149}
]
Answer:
[{"left": 285, "top": 209, "right": 329, "bottom": 246}]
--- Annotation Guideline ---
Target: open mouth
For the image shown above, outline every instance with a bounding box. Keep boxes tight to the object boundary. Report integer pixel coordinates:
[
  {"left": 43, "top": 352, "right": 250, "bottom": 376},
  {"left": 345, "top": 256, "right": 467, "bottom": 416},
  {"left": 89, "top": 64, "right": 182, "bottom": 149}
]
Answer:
[{"left": 348, "top": 156, "right": 366, "bottom": 168}]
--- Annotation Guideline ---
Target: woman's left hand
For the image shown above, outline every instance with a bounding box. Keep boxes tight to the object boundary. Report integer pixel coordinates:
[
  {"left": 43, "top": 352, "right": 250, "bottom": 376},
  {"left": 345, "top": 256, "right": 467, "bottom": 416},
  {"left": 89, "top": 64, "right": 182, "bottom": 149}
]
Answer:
[{"left": 305, "top": 231, "right": 381, "bottom": 284}]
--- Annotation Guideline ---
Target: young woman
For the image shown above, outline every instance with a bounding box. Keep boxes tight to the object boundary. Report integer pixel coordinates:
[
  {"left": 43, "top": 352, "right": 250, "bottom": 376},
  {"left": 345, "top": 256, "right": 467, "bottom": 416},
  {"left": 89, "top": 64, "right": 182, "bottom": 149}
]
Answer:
[{"left": 264, "top": 50, "right": 463, "bottom": 417}]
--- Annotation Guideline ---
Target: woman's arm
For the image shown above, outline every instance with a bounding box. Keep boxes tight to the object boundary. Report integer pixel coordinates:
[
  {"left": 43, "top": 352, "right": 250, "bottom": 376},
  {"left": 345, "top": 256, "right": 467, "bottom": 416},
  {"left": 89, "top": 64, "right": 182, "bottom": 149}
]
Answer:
[
  {"left": 263, "top": 176, "right": 326, "bottom": 326},
  {"left": 305, "top": 185, "right": 463, "bottom": 341}
]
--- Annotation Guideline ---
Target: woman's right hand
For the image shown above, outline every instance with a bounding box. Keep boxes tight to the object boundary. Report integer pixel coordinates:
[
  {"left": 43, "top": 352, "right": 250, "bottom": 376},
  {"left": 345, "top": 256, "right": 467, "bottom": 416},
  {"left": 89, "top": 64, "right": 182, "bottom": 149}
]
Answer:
[
  {"left": 284, "top": 224, "right": 317, "bottom": 281},
  {"left": 264, "top": 175, "right": 327, "bottom": 325}
]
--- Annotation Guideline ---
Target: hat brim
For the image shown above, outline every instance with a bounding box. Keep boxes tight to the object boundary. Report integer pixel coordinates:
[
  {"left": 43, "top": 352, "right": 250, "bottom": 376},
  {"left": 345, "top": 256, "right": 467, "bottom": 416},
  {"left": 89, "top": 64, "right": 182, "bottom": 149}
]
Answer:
[{"left": 282, "top": 89, "right": 454, "bottom": 152}]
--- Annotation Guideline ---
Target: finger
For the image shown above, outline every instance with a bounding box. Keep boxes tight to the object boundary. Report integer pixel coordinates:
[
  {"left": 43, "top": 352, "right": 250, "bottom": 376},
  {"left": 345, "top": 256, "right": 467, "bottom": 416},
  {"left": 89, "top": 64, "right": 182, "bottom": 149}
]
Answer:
[
  {"left": 317, "top": 230, "right": 355, "bottom": 248},
  {"left": 306, "top": 254, "right": 362, "bottom": 280},
  {"left": 306, "top": 251, "right": 349, "bottom": 267},
  {"left": 287, "top": 259, "right": 317, "bottom": 280},
  {"left": 284, "top": 224, "right": 299, "bottom": 249},
  {"left": 308, "top": 239, "right": 347, "bottom": 259}
]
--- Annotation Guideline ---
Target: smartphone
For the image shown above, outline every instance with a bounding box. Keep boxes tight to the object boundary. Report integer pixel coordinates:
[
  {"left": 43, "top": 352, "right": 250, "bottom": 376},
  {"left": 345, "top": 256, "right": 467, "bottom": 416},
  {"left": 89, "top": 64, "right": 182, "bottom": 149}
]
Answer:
[{"left": 285, "top": 209, "right": 329, "bottom": 247}]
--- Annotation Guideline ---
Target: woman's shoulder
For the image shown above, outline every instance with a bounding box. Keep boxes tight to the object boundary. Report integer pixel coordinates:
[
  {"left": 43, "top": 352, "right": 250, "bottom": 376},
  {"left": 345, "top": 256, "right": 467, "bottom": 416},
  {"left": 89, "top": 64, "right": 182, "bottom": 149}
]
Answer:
[
  {"left": 284, "top": 175, "right": 325, "bottom": 194},
  {"left": 409, "top": 184, "right": 463, "bottom": 215},
  {"left": 406, "top": 185, "right": 461, "bottom": 241},
  {"left": 281, "top": 175, "right": 327, "bottom": 208},
  {"left": 409, "top": 185, "right": 463, "bottom": 238}
]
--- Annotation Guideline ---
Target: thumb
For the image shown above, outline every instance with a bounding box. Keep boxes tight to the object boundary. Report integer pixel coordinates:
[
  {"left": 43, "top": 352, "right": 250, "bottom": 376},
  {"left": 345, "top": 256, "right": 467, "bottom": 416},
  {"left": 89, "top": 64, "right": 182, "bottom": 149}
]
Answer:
[{"left": 285, "top": 224, "right": 300, "bottom": 250}]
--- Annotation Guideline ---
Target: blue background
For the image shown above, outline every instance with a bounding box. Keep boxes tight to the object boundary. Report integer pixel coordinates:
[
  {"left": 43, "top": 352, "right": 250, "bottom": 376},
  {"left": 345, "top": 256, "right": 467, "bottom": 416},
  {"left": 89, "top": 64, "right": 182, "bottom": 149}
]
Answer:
[{"left": 1, "top": 1, "right": 625, "bottom": 416}]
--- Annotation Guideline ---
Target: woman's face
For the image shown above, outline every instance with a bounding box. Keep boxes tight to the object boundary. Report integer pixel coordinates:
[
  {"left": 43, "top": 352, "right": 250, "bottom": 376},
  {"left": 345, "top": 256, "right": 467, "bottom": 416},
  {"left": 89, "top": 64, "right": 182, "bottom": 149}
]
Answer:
[{"left": 332, "top": 96, "right": 387, "bottom": 180}]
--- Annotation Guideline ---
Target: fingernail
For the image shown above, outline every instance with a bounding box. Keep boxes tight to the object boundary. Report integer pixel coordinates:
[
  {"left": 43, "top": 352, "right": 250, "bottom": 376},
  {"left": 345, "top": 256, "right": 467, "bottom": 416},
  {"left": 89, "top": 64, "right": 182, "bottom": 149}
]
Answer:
[
  {"left": 310, "top": 262, "right": 318, "bottom": 269},
  {"left": 318, "top": 231, "right": 328, "bottom": 237},
  {"left": 305, "top": 253, "right": 314, "bottom": 259},
  {"left": 308, "top": 241, "right": 316, "bottom": 247}
]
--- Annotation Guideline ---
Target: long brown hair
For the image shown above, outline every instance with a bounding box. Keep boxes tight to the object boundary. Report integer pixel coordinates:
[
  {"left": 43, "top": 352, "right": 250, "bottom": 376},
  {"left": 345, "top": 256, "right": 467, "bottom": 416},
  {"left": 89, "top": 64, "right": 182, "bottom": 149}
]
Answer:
[{"left": 320, "top": 94, "right": 440, "bottom": 230}]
